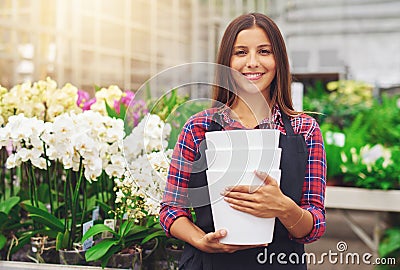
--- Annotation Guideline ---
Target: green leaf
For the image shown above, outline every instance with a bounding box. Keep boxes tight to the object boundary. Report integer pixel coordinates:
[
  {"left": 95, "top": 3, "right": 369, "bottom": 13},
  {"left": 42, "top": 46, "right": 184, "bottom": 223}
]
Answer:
[
  {"left": 96, "top": 200, "right": 113, "bottom": 215},
  {"left": 379, "top": 228, "right": 400, "bottom": 257},
  {"left": 62, "top": 229, "right": 70, "bottom": 249},
  {"left": 29, "top": 213, "right": 64, "bottom": 233},
  {"left": 128, "top": 225, "right": 148, "bottom": 236},
  {"left": 0, "top": 196, "right": 20, "bottom": 214},
  {"left": 141, "top": 230, "right": 166, "bottom": 245},
  {"left": 82, "top": 224, "right": 117, "bottom": 243},
  {"left": 167, "top": 89, "right": 177, "bottom": 111},
  {"left": 145, "top": 82, "right": 152, "bottom": 101},
  {"left": 119, "top": 220, "right": 134, "bottom": 238},
  {"left": 162, "top": 93, "right": 168, "bottom": 107},
  {"left": 20, "top": 200, "right": 50, "bottom": 213},
  {"left": 55, "top": 232, "right": 64, "bottom": 251},
  {"left": 145, "top": 216, "right": 159, "bottom": 228},
  {"left": 100, "top": 244, "right": 121, "bottom": 268},
  {"left": 119, "top": 102, "right": 127, "bottom": 119},
  {"left": 10, "top": 233, "right": 31, "bottom": 255},
  {"left": 124, "top": 225, "right": 150, "bottom": 243},
  {"left": 6, "top": 222, "right": 26, "bottom": 231},
  {"left": 19, "top": 229, "right": 58, "bottom": 240},
  {"left": 105, "top": 101, "right": 119, "bottom": 119},
  {"left": 37, "top": 184, "right": 50, "bottom": 204},
  {"left": 0, "top": 234, "right": 6, "bottom": 250},
  {"left": 0, "top": 212, "right": 8, "bottom": 225},
  {"left": 152, "top": 223, "right": 163, "bottom": 230},
  {"left": 94, "top": 85, "right": 102, "bottom": 92},
  {"left": 85, "top": 239, "right": 119, "bottom": 262},
  {"left": 21, "top": 202, "right": 64, "bottom": 232}
]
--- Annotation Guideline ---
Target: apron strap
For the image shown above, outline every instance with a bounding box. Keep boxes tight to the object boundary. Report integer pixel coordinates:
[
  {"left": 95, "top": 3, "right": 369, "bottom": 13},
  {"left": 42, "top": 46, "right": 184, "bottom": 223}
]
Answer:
[
  {"left": 209, "top": 112, "right": 224, "bottom": 132},
  {"left": 281, "top": 112, "right": 295, "bottom": 136}
]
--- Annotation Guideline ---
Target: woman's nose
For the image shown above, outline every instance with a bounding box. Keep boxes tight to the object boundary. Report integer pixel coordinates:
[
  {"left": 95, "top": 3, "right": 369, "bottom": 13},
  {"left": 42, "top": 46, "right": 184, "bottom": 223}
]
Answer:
[{"left": 246, "top": 52, "right": 259, "bottom": 68}]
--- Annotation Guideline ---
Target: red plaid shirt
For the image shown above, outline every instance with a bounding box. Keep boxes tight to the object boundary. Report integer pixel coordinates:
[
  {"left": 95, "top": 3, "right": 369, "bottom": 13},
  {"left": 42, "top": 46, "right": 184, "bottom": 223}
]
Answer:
[{"left": 160, "top": 106, "right": 326, "bottom": 243}]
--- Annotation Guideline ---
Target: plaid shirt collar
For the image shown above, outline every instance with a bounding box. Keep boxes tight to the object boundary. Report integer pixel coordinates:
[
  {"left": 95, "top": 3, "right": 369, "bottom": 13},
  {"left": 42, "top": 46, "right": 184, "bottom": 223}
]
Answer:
[{"left": 214, "top": 104, "right": 285, "bottom": 130}]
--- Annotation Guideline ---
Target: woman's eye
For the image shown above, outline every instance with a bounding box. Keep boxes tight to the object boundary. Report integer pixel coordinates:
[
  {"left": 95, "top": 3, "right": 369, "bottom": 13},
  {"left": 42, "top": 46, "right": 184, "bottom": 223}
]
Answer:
[
  {"left": 259, "top": 49, "right": 272, "bottom": 55},
  {"left": 234, "top": 50, "right": 247, "bottom": 56}
]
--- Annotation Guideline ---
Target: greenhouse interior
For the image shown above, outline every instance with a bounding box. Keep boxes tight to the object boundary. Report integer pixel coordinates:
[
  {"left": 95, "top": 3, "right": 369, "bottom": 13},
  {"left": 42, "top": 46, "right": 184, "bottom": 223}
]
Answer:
[{"left": 0, "top": 0, "right": 399, "bottom": 269}]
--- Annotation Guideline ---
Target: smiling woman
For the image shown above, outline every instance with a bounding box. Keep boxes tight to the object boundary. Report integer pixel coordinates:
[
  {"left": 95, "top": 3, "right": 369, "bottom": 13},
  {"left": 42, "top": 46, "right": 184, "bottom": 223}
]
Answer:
[
  {"left": 229, "top": 26, "right": 277, "bottom": 128},
  {"left": 160, "top": 13, "right": 327, "bottom": 270},
  {"left": 230, "top": 26, "right": 276, "bottom": 98}
]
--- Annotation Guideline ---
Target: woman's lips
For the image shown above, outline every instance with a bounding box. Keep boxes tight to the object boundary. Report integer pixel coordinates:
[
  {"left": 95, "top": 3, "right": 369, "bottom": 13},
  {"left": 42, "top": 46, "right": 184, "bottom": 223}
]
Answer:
[{"left": 242, "top": 72, "right": 264, "bottom": 80}]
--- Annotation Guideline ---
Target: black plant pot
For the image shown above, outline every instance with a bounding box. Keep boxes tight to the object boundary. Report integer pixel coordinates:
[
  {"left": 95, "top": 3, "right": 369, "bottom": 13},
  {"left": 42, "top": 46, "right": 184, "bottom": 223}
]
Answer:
[
  {"left": 142, "top": 239, "right": 167, "bottom": 270},
  {"left": 30, "top": 237, "right": 59, "bottom": 264},
  {"left": 107, "top": 251, "right": 142, "bottom": 269},
  {"left": 59, "top": 249, "right": 87, "bottom": 265},
  {"left": 165, "top": 246, "right": 183, "bottom": 269}
]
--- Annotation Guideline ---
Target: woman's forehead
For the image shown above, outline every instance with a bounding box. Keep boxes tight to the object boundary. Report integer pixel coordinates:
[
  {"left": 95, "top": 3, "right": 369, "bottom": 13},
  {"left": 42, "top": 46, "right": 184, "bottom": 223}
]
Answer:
[{"left": 234, "top": 26, "right": 271, "bottom": 47}]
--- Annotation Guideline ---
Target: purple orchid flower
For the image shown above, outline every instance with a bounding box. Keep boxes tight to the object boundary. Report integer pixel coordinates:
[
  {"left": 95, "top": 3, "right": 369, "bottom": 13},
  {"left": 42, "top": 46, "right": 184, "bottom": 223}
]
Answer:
[
  {"left": 120, "top": 90, "right": 135, "bottom": 107},
  {"left": 77, "top": 90, "right": 90, "bottom": 109},
  {"left": 83, "top": 98, "right": 96, "bottom": 111},
  {"left": 77, "top": 90, "right": 97, "bottom": 111}
]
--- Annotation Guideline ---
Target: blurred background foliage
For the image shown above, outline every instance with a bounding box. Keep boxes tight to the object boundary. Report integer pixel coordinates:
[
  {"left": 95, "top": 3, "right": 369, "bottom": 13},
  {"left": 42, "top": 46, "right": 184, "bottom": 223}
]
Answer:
[{"left": 303, "top": 80, "right": 400, "bottom": 190}]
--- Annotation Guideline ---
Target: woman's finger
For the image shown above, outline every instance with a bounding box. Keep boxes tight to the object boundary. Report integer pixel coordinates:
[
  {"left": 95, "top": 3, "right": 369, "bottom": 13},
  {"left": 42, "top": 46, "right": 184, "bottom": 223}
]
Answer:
[
  {"left": 222, "top": 189, "right": 253, "bottom": 201},
  {"left": 224, "top": 185, "right": 250, "bottom": 193},
  {"left": 205, "top": 229, "right": 227, "bottom": 242},
  {"left": 224, "top": 196, "right": 256, "bottom": 210},
  {"left": 254, "top": 170, "right": 277, "bottom": 185}
]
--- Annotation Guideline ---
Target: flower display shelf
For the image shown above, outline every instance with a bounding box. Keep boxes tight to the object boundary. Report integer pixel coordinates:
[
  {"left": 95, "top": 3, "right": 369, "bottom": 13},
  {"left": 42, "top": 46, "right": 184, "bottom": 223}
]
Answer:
[
  {"left": 325, "top": 186, "right": 400, "bottom": 256},
  {"left": 0, "top": 261, "right": 123, "bottom": 270},
  {"left": 326, "top": 186, "right": 400, "bottom": 212}
]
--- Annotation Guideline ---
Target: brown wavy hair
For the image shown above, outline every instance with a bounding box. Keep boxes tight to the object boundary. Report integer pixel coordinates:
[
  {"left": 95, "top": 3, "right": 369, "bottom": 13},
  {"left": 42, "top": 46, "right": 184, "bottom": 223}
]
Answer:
[{"left": 212, "top": 13, "right": 298, "bottom": 116}]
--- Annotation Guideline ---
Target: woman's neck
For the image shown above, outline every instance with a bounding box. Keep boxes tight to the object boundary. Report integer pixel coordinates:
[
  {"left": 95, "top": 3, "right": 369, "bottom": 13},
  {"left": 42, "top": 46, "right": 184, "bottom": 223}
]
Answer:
[{"left": 230, "top": 91, "right": 272, "bottom": 128}]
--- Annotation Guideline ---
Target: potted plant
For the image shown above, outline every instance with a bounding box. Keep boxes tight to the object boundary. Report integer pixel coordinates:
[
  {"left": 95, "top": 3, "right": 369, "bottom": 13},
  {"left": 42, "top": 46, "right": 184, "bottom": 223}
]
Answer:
[
  {"left": 79, "top": 103, "right": 175, "bottom": 268},
  {"left": 378, "top": 227, "right": 400, "bottom": 269},
  {"left": 0, "top": 108, "right": 126, "bottom": 265},
  {"left": 337, "top": 94, "right": 400, "bottom": 190},
  {"left": 304, "top": 80, "right": 400, "bottom": 190},
  {"left": 340, "top": 144, "right": 400, "bottom": 190},
  {"left": 0, "top": 196, "right": 28, "bottom": 261},
  {"left": 303, "top": 80, "right": 373, "bottom": 130},
  {"left": 164, "top": 238, "right": 185, "bottom": 270},
  {"left": 81, "top": 217, "right": 164, "bottom": 269},
  {"left": 303, "top": 80, "right": 375, "bottom": 185}
]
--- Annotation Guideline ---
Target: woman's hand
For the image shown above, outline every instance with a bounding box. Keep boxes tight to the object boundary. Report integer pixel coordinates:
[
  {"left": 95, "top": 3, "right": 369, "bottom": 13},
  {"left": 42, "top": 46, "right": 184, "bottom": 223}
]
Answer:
[
  {"left": 221, "top": 170, "right": 290, "bottom": 219},
  {"left": 194, "top": 229, "right": 267, "bottom": 253},
  {"left": 170, "top": 217, "right": 266, "bottom": 254}
]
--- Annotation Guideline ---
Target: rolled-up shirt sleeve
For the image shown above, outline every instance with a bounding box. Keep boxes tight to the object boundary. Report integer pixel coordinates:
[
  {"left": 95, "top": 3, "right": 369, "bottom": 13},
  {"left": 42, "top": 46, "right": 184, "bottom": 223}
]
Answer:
[
  {"left": 160, "top": 114, "right": 208, "bottom": 237},
  {"left": 292, "top": 117, "right": 326, "bottom": 243}
]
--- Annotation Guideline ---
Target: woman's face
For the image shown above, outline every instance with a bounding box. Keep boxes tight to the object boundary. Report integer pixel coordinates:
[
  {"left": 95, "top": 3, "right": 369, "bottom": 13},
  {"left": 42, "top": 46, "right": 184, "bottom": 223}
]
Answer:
[{"left": 230, "top": 26, "right": 276, "bottom": 96}]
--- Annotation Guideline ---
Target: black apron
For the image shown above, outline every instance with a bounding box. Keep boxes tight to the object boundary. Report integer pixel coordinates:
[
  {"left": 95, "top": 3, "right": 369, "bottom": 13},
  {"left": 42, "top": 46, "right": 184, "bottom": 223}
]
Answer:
[{"left": 181, "top": 112, "right": 309, "bottom": 270}]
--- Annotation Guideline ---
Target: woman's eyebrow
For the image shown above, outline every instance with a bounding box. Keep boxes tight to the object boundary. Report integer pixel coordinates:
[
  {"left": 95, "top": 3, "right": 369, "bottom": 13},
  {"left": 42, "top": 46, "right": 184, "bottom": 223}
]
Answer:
[
  {"left": 233, "top": 45, "right": 248, "bottom": 49},
  {"left": 258, "top": 44, "right": 272, "bottom": 48},
  {"left": 233, "top": 44, "right": 272, "bottom": 49}
]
